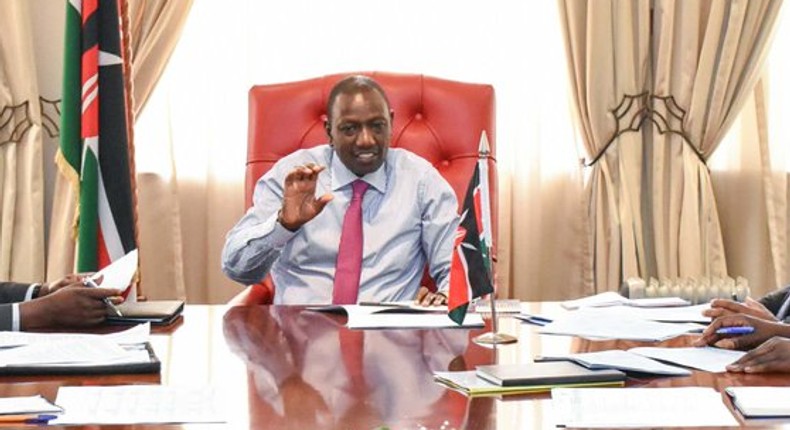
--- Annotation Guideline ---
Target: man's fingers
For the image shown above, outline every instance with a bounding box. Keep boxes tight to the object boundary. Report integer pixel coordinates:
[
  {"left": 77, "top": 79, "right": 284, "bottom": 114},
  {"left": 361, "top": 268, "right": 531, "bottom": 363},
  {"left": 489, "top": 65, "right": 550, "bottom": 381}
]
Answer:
[
  {"left": 415, "top": 286, "right": 430, "bottom": 303},
  {"left": 314, "top": 194, "right": 334, "bottom": 212}
]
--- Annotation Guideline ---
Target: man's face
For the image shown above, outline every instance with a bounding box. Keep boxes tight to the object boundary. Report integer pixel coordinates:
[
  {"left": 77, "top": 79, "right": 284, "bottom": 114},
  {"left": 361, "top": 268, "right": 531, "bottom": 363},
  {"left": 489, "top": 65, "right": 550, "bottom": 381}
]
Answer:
[{"left": 327, "top": 89, "right": 392, "bottom": 177}]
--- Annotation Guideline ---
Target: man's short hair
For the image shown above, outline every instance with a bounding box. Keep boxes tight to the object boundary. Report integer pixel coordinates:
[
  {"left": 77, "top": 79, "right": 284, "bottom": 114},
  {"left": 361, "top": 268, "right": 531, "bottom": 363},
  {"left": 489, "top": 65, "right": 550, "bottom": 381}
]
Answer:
[{"left": 326, "top": 75, "right": 391, "bottom": 123}]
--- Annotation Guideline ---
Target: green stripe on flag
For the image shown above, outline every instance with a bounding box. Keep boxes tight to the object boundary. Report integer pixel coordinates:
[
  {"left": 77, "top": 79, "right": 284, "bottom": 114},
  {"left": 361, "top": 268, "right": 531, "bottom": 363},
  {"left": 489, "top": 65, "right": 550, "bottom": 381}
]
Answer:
[
  {"left": 77, "top": 149, "right": 99, "bottom": 271},
  {"left": 449, "top": 303, "right": 469, "bottom": 325},
  {"left": 59, "top": 3, "right": 81, "bottom": 173}
]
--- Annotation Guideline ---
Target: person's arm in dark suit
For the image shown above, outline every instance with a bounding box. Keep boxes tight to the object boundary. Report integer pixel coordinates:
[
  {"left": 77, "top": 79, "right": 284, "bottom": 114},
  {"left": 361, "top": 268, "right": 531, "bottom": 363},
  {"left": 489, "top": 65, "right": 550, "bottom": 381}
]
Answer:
[
  {"left": 0, "top": 282, "right": 36, "bottom": 331},
  {"left": 758, "top": 285, "right": 790, "bottom": 320},
  {"left": 0, "top": 277, "right": 124, "bottom": 331},
  {"left": 0, "top": 282, "right": 34, "bottom": 303}
]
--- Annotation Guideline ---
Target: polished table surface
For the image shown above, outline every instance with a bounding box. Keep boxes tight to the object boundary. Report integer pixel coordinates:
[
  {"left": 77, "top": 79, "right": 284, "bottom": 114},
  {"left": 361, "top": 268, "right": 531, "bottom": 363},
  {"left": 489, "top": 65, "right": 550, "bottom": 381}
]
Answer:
[{"left": 5, "top": 303, "right": 790, "bottom": 429}]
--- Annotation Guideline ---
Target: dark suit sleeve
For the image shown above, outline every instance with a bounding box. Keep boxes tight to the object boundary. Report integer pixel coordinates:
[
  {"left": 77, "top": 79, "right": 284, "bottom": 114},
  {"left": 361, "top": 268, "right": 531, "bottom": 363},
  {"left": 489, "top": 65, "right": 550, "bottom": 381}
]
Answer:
[
  {"left": 758, "top": 285, "right": 790, "bottom": 316},
  {"left": 0, "top": 304, "right": 12, "bottom": 331},
  {"left": 0, "top": 282, "right": 32, "bottom": 304},
  {"left": 0, "top": 282, "right": 33, "bottom": 331}
]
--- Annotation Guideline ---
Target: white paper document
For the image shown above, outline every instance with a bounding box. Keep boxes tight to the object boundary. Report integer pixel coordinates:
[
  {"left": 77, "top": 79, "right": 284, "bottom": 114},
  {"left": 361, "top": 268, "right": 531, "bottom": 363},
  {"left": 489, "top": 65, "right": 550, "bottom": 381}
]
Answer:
[
  {"left": 0, "top": 337, "right": 131, "bottom": 366},
  {"left": 629, "top": 346, "right": 746, "bottom": 373},
  {"left": 0, "top": 323, "right": 149, "bottom": 348},
  {"left": 0, "top": 395, "right": 62, "bottom": 415},
  {"left": 725, "top": 386, "right": 790, "bottom": 417},
  {"left": 612, "top": 303, "right": 711, "bottom": 323},
  {"left": 91, "top": 248, "right": 138, "bottom": 291},
  {"left": 552, "top": 387, "right": 738, "bottom": 427},
  {"left": 537, "top": 349, "right": 691, "bottom": 376},
  {"left": 539, "top": 309, "right": 701, "bottom": 341},
  {"left": 346, "top": 312, "right": 485, "bottom": 329},
  {"left": 52, "top": 385, "right": 225, "bottom": 425},
  {"left": 561, "top": 292, "right": 689, "bottom": 310}
]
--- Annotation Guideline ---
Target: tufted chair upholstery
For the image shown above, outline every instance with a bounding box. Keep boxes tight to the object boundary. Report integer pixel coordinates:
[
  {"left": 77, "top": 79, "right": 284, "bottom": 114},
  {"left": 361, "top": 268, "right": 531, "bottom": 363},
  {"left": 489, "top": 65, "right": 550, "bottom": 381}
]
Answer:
[{"left": 229, "top": 71, "right": 496, "bottom": 305}]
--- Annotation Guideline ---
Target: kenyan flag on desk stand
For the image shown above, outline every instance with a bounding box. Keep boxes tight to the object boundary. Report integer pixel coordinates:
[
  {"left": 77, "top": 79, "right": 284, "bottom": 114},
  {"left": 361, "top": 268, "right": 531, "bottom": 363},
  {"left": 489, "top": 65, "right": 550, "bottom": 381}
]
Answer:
[
  {"left": 56, "top": 0, "right": 138, "bottom": 299},
  {"left": 448, "top": 133, "right": 495, "bottom": 325}
]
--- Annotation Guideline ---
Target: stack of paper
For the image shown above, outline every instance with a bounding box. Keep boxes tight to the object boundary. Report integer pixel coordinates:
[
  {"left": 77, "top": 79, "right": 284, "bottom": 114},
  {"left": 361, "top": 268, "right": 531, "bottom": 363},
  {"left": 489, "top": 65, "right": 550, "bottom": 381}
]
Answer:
[
  {"left": 561, "top": 292, "right": 689, "bottom": 310},
  {"left": 628, "top": 347, "right": 745, "bottom": 373},
  {"left": 552, "top": 387, "right": 738, "bottom": 427},
  {"left": 725, "top": 386, "right": 790, "bottom": 418},
  {"left": 0, "top": 324, "right": 159, "bottom": 375},
  {"left": 536, "top": 350, "right": 691, "bottom": 376},
  {"left": 539, "top": 309, "right": 702, "bottom": 341},
  {"left": 52, "top": 385, "right": 225, "bottom": 425},
  {"left": 433, "top": 367, "right": 624, "bottom": 397}
]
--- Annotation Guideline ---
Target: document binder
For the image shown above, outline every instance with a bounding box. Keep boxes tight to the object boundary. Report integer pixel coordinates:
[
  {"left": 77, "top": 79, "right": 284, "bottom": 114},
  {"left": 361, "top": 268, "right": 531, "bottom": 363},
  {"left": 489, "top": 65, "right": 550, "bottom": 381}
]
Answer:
[
  {"left": 0, "top": 342, "right": 160, "bottom": 376},
  {"left": 476, "top": 361, "right": 625, "bottom": 387},
  {"left": 107, "top": 300, "right": 184, "bottom": 326}
]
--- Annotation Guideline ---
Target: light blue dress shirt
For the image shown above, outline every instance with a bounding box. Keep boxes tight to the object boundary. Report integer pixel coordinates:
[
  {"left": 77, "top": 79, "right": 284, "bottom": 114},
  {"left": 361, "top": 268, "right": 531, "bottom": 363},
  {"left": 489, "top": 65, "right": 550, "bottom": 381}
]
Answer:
[{"left": 222, "top": 145, "right": 459, "bottom": 304}]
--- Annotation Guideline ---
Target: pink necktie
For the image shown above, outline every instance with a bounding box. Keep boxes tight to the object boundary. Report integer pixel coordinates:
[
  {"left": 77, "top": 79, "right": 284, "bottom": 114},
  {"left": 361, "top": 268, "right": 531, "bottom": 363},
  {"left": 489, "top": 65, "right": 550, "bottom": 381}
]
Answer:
[{"left": 332, "top": 180, "right": 369, "bottom": 304}]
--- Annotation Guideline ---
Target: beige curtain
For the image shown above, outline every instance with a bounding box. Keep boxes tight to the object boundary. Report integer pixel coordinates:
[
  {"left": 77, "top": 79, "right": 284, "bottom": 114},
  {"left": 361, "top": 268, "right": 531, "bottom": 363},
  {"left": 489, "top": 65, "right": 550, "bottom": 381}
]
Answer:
[
  {"left": 128, "top": 0, "right": 195, "bottom": 117},
  {"left": 47, "top": 0, "right": 194, "bottom": 300},
  {"left": 0, "top": 0, "right": 45, "bottom": 283},
  {"left": 559, "top": 0, "right": 781, "bottom": 294},
  {"left": 711, "top": 2, "right": 790, "bottom": 298},
  {"left": 650, "top": 0, "right": 781, "bottom": 282},
  {"left": 558, "top": 0, "right": 652, "bottom": 294}
]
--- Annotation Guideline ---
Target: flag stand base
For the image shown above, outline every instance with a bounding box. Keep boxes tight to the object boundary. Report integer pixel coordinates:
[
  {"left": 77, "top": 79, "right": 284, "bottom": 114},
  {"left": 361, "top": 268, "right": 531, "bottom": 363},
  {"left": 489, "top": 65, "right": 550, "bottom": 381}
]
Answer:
[{"left": 473, "top": 331, "right": 518, "bottom": 345}]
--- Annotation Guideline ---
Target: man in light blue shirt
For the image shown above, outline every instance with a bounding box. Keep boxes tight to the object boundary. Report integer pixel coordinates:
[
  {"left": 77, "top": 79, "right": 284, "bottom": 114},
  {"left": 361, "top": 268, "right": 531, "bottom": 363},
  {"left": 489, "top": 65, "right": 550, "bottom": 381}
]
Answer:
[{"left": 222, "top": 76, "right": 458, "bottom": 305}]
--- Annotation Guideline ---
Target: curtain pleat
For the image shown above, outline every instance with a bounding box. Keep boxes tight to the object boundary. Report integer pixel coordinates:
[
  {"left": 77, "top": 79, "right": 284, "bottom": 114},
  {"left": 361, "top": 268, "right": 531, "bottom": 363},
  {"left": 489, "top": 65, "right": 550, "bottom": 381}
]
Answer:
[{"left": 0, "top": 0, "right": 45, "bottom": 283}]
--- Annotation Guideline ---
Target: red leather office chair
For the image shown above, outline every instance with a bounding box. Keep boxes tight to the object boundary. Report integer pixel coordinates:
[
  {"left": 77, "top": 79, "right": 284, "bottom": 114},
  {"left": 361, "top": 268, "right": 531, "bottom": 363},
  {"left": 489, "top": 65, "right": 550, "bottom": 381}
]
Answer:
[{"left": 229, "top": 72, "right": 496, "bottom": 305}]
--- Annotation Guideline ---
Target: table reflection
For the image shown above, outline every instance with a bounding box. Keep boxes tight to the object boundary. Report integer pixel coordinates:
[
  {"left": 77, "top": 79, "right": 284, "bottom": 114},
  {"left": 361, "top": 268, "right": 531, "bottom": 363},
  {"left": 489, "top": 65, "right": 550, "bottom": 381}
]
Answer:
[{"left": 223, "top": 306, "right": 494, "bottom": 429}]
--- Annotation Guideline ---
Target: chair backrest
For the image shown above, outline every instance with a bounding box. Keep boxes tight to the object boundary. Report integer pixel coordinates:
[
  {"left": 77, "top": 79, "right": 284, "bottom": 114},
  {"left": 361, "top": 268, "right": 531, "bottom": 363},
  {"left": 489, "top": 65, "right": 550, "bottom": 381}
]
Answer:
[{"left": 235, "top": 72, "right": 496, "bottom": 305}]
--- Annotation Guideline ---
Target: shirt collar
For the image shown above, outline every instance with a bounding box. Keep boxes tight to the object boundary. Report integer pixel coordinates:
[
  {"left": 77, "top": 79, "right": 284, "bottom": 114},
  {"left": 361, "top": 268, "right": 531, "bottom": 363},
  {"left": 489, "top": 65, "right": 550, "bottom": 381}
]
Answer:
[{"left": 329, "top": 149, "right": 388, "bottom": 193}]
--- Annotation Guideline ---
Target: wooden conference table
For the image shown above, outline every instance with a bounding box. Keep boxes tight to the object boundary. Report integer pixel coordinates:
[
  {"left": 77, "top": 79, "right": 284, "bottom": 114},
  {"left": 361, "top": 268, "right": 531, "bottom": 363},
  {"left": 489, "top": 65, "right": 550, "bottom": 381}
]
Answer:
[{"left": 4, "top": 303, "right": 790, "bottom": 429}]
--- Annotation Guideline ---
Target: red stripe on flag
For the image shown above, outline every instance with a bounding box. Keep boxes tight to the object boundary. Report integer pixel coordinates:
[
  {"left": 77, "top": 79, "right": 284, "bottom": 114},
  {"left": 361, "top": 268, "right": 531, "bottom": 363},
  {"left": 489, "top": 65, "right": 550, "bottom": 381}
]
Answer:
[
  {"left": 80, "top": 46, "right": 99, "bottom": 138},
  {"left": 448, "top": 226, "right": 470, "bottom": 310},
  {"left": 473, "top": 187, "right": 484, "bottom": 238}
]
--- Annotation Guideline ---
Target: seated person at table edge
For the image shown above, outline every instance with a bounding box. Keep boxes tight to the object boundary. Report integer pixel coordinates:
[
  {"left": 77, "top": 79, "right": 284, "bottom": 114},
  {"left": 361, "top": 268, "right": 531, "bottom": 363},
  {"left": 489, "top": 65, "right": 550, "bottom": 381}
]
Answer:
[
  {"left": 1, "top": 274, "right": 122, "bottom": 331},
  {"left": 222, "top": 75, "right": 458, "bottom": 306},
  {"left": 695, "top": 312, "right": 790, "bottom": 373},
  {"left": 704, "top": 284, "right": 790, "bottom": 322}
]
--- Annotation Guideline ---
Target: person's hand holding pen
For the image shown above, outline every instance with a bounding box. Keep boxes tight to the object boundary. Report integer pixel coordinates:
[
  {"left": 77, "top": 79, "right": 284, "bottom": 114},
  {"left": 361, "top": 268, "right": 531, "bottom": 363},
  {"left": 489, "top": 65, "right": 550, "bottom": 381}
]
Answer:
[
  {"left": 82, "top": 276, "right": 124, "bottom": 317},
  {"left": 18, "top": 276, "right": 124, "bottom": 330},
  {"left": 693, "top": 313, "right": 790, "bottom": 350}
]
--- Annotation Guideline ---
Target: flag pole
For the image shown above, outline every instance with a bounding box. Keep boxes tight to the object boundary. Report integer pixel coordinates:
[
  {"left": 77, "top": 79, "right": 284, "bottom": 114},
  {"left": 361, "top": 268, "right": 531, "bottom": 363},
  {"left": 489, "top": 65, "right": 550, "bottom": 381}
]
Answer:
[{"left": 474, "top": 131, "right": 516, "bottom": 345}]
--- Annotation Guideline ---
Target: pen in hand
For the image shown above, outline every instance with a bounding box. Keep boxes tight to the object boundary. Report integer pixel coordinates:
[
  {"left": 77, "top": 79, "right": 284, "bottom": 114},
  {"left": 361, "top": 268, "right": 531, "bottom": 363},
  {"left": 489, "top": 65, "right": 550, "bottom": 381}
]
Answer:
[
  {"left": 82, "top": 277, "right": 124, "bottom": 317},
  {"left": 715, "top": 326, "right": 755, "bottom": 335}
]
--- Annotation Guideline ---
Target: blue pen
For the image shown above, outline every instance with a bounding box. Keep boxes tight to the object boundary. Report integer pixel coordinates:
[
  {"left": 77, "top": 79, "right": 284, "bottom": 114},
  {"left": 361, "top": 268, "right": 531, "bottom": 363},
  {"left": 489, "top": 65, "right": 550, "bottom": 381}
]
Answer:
[
  {"left": 25, "top": 414, "right": 58, "bottom": 424},
  {"left": 716, "top": 326, "right": 755, "bottom": 335}
]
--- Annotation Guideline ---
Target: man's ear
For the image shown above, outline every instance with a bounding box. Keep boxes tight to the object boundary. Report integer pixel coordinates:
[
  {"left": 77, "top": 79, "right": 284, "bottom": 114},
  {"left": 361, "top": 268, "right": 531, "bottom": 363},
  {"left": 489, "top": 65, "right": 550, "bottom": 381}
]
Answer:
[
  {"left": 389, "top": 109, "right": 395, "bottom": 123},
  {"left": 324, "top": 120, "right": 332, "bottom": 142}
]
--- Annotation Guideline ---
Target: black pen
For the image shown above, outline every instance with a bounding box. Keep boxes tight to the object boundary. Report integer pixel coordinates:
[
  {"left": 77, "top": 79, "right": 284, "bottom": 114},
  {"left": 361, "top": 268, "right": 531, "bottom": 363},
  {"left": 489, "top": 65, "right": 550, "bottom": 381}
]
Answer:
[{"left": 83, "top": 278, "right": 124, "bottom": 317}]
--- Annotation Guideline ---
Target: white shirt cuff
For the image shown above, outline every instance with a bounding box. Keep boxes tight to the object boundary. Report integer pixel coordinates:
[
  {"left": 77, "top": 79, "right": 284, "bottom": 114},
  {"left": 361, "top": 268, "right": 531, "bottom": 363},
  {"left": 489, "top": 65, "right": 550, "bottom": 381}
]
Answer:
[
  {"left": 11, "top": 303, "right": 20, "bottom": 332},
  {"left": 24, "top": 283, "right": 40, "bottom": 301}
]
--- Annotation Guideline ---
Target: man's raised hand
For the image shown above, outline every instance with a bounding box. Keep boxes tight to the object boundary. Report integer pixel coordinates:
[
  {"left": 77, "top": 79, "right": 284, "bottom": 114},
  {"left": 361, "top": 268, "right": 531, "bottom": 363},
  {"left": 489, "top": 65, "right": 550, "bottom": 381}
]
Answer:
[{"left": 279, "top": 164, "right": 333, "bottom": 231}]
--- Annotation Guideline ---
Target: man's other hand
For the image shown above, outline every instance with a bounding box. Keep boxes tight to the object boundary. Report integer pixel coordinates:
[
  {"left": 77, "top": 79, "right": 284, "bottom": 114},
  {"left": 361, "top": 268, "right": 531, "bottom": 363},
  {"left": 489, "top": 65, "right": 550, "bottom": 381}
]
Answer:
[
  {"left": 726, "top": 336, "right": 790, "bottom": 373},
  {"left": 703, "top": 297, "right": 777, "bottom": 321},
  {"left": 415, "top": 286, "right": 447, "bottom": 307}
]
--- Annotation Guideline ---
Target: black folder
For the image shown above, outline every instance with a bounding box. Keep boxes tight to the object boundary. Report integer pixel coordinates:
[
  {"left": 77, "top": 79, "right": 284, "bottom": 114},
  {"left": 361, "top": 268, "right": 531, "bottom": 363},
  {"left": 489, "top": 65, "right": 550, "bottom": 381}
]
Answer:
[
  {"left": 0, "top": 342, "right": 160, "bottom": 376},
  {"left": 107, "top": 300, "right": 184, "bottom": 326}
]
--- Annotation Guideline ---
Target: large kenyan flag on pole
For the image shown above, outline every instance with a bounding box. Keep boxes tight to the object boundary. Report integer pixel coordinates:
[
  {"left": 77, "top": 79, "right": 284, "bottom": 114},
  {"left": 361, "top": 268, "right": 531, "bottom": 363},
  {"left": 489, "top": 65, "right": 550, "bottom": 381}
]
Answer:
[
  {"left": 56, "top": 0, "right": 138, "bottom": 297},
  {"left": 448, "top": 133, "right": 495, "bottom": 325}
]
